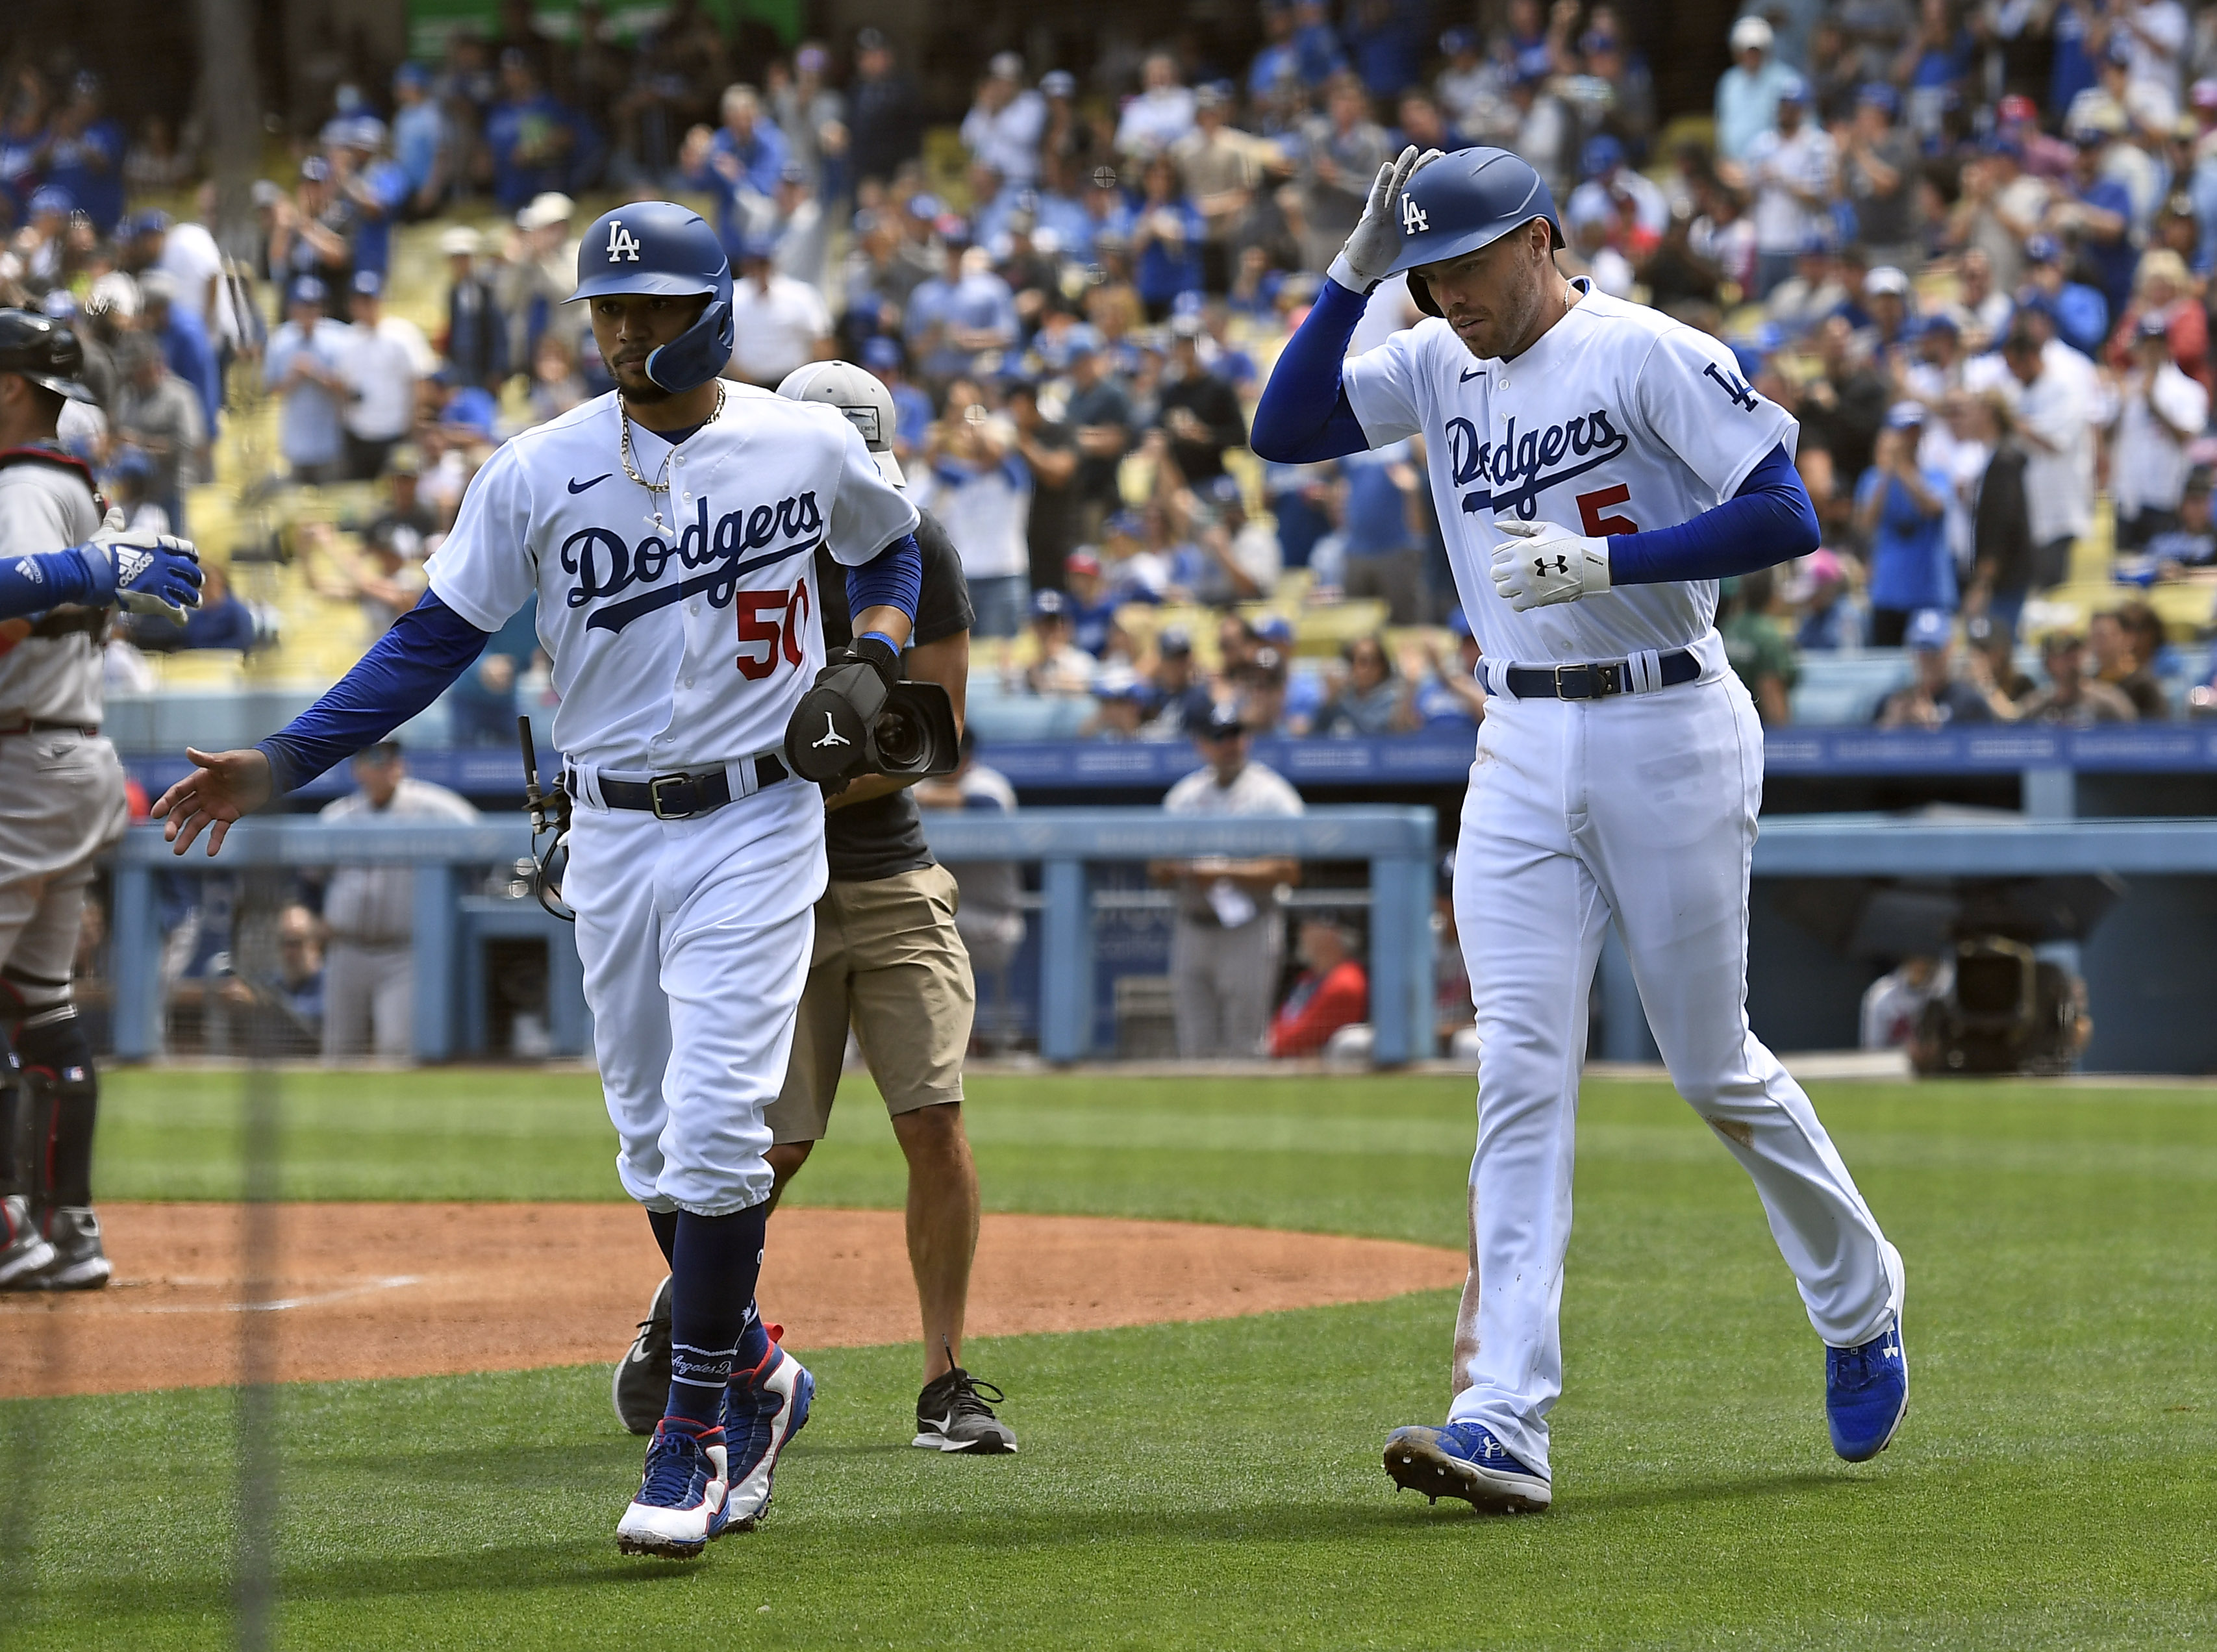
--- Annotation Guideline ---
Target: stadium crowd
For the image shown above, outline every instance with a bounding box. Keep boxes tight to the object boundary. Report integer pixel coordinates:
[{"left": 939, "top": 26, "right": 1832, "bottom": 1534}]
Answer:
[{"left": 6, "top": 0, "right": 2217, "bottom": 744}]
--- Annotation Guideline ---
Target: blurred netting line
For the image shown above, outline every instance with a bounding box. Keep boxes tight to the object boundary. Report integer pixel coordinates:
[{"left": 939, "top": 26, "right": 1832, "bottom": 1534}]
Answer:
[{"left": 231, "top": 867, "right": 290, "bottom": 1652}]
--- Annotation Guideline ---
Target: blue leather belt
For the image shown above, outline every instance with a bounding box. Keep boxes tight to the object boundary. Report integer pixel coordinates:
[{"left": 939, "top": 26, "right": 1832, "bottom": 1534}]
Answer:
[{"left": 1503, "top": 649, "right": 1699, "bottom": 701}]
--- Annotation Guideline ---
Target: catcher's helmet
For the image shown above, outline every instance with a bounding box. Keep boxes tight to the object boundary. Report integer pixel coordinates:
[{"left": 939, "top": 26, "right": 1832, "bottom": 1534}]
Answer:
[
  {"left": 568, "top": 201, "right": 734, "bottom": 394},
  {"left": 0, "top": 308, "right": 97, "bottom": 404},
  {"left": 1384, "top": 147, "right": 1564, "bottom": 319},
  {"left": 777, "top": 360, "right": 905, "bottom": 488}
]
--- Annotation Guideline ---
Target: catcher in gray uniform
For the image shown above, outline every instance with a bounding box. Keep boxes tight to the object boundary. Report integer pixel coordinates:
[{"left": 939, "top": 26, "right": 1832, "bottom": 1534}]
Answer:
[{"left": 0, "top": 309, "right": 202, "bottom": 1291}]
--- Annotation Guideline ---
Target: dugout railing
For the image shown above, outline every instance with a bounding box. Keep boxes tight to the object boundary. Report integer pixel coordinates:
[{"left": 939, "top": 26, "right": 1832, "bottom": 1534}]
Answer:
[
  {"left": 103, "top": 806, "right": 1446, "bottom": 1066},
  {"left": 105, "top": 809, "right": 2217, "bottom": 1071}
]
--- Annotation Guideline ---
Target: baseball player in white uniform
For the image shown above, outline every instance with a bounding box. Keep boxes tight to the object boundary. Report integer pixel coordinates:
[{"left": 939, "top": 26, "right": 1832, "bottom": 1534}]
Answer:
[
  {"left": 0, "top": 308, "right": 201, "bottom": 1294},
  {"left": 1253, "top": 148, "right": 1908, "bottom": 1513},
  {"left": 153, "top": 203, "right": 923, "bottom": 1558}
]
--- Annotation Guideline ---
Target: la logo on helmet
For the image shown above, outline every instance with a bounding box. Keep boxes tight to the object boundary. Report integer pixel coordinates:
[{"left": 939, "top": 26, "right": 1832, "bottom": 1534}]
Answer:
[
  {"left": 1401, "top": 194, "right": 1428, "bottom": 234},
  {"left": 606, "top": 221, "right": 642, "bottom": 262}
]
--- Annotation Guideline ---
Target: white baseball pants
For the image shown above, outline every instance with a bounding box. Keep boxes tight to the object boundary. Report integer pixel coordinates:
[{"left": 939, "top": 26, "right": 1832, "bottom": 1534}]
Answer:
[
  {"left": 564, "top": 778, "right": 825, "bottom": 1217},
  {"left": 1446, "top": 669, "right": 1901, "bottom": 1475}
]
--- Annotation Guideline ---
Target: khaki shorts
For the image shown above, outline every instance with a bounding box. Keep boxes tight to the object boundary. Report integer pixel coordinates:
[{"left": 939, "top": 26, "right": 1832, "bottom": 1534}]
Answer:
[{"left": 766, "top": 862, "right": 974, "bottom": 1144}]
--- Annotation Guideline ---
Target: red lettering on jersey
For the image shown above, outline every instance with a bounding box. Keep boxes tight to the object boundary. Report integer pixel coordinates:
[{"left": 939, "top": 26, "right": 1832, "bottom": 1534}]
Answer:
[
  {"left": 782, "top": 577, "right": 810, "bottom": 668},
  {"left": 1575, "top": 484, "right": 1639, "bottom": 538},
  {"left": 734, "top": 590, "right": 790, "bottom": 680}
]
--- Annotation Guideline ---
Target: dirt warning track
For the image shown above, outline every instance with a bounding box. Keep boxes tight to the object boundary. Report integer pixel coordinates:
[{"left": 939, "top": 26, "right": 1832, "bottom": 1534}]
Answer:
[{"left": 0, "top": 1203, "right": 1466, "bottom": 1398}]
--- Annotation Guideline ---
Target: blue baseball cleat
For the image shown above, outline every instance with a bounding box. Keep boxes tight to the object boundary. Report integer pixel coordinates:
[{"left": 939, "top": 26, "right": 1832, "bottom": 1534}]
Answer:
[
  {"left": 723, "top": 1327, "right": 814, "bottom": 1529},
  {"left": 616, "top": 1418, "right": 731, "bottom": 1558},
  {"left": 1826, "top": 1318, "right": 1909, "bottom": 1462},
  {"left": 1383, "top": 1421, "right": 1551, "bottom": 1512}
]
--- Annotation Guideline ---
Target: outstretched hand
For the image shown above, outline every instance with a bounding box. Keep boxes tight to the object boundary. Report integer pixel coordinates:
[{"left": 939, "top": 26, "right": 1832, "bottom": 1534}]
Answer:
[{"left": 150, "top": 746, "right": 274, "bottom": 857}]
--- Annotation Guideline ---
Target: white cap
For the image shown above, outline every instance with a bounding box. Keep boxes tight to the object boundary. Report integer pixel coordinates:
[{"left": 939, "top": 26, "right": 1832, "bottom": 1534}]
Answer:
[
  {"left": 439, "top": 225, "right": 484, "bottom": 257},
  {"left": 776, "top": 360, "right": 907, "bottom": 488},
  {"left": 1730, "top": 14, "right": 1773, "bottom": 53},
  {"left": 517, "top": 191, "right": 575, "bottom": 231},
  {"left": 1865, "top": 264, "right": 1910, "bottom": 296},
  {"left": 86, "top": 270, "right": 140, "bottom": 319}
]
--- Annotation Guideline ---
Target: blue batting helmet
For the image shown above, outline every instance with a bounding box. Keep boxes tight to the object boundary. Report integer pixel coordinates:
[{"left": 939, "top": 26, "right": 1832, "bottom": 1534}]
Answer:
[
  {"left": 568, "top": 201, "right": 734, "bottom": 395},
  {"left": 1384, "top": 147, "right": 1564, "bottom": 319}
]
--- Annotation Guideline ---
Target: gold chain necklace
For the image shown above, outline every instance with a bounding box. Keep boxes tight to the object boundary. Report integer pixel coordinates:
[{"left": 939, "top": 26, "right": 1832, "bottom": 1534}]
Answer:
[{"left": 620, "top": 380, "right": 726, "bottom": 534}]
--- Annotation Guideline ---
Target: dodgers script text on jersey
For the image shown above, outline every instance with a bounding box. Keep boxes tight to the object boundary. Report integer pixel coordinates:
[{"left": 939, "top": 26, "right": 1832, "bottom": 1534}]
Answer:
[{"left": 423, "top": 384, "right": 918, "bottom": 772}]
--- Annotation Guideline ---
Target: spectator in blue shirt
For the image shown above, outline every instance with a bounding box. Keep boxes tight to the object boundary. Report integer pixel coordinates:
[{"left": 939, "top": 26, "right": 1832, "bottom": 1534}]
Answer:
[
  {"left": 138, "top": 272, "right": 222, "bottom": 434},
  {"left": 331, "top": 118, "right": 413, "bottom": 277},
  {"left": 1412, "top": 607, "right": 1488, "bottom": 727},
  {"left": 1334, "top": 438, "right": 1427, "bottom": 623},
  {"left": 391, "top": 63, "right": 451, "bottom": 215},
  {"left": 1344, "top": 0, "right": 1425, "bottom": 101},
  {"left": 262, "top": 277, "right": 351, "bottom": 485},
  {"left": 1061, "top": 549, "right": 1125, "bottom": 657},
  {"left": 1854, "top": 405, "right": 1956, "bottom": 647},
  {"left": 43, "top": 71, "right": 125, "bottom": 233},
  {"left": 1131, "top": 156, "right": 1207, "bottom": 321},
  {"left": 683, "top": 83, "right": 790, "bottom": 244},
  {"left": 2014, "top": 233, "right": 2109, "bottom": 358},
  {"left": 2058, "top": 125, "right": 2138, "bottom": 323},
  {"left": 484, "top": 50, "right": 597, "bottom": 213}
]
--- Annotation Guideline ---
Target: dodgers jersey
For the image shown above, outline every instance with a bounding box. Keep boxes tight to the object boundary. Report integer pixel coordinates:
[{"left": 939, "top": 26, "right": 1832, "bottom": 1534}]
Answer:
[
  {"left": 1343, "top": 281, "right": 1795, "bottom": 666},
  {"left": 425, "top": 386, "right": 919, "bottom": 771}
]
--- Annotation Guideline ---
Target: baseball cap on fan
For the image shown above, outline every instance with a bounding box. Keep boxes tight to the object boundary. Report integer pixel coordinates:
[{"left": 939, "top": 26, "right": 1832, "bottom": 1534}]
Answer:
[
  {"left": 518, "top": 192, "right": 575, "bottom": 231},
  {"left": 776, "top": 359, "right": 908, "bottom": 487}
]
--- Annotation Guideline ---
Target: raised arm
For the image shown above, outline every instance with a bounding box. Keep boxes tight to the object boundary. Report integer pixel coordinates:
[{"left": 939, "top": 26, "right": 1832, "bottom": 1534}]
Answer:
[{"left": 1251, "top": 145, "right": 1436, "bottom": 464}]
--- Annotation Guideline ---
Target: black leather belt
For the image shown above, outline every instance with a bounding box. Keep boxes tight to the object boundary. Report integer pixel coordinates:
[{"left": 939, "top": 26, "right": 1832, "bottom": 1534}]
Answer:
[
  {"left": 1504, "top": 649, "right": 1699, "bottom": 701},
  {"left": 0, "top": 719, "right": 98, "bottom": 738},
  {"left": 582, "top": 755, "right": 790, "bottom": 820}
]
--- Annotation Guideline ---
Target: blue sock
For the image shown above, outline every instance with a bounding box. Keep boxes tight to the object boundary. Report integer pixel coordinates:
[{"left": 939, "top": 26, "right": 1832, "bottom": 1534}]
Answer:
[
  {"left": 645, "top": 1207, "right": 678, "bottom": 1268},
  {"left": 734, "top": 1304, "right": 771, "bottom": 1379},
  {"left": 664, "top": 1203, "right": 769, "bottom": 1429}
]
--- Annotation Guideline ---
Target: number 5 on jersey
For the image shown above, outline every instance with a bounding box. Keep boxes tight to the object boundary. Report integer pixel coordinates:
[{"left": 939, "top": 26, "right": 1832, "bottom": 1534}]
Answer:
[{"left": 735, "top": 579, "right": 811, "bottom": 681}]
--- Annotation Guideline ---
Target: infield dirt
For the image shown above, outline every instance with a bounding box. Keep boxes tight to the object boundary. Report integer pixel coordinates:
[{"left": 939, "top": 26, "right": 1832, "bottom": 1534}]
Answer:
[{"left": 0, "top": 1203, "right": 1466, "bottom": 1399}]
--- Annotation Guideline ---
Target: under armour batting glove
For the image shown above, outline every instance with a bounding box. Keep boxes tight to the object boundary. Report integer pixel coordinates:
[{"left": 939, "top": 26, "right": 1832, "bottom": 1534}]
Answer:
[
  {"left": 1327, "top": 144, "right": 1446, "bottom": 294},
  {"left": 79, "top": 507, "right": 204, "bottom": 625},
  {"left": 1491, "top": 518, "right": 1611, "bottom": 612}
]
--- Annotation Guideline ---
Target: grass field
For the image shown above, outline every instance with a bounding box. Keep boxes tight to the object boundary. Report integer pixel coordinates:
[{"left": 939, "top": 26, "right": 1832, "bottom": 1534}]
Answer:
[{"left": 5, "top": 1067, "right": 2216, "bottom": 1649}]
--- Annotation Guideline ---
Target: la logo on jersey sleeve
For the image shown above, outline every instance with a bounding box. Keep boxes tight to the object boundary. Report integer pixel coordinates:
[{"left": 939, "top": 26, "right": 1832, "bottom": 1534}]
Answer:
[{"left": 605, "top": 219, "right": 642, "bottom": 263}]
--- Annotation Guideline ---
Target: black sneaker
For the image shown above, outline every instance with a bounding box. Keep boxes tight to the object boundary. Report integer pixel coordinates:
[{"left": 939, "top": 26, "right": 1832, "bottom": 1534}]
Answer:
[
  {"left": 611, "top": 1274, "right": 673, "bottom": 1435},
  {"left": 912, "top": 1366, "right": 1017, "bottom": 1454},
  {"left": 23, "top": 1206, "right": 109, "bottom": 1290}
]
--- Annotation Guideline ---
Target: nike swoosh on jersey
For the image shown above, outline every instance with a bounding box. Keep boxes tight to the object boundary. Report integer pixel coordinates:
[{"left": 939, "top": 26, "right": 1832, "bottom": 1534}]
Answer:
[
  {"left": 1460, "top": 368, "right": 1483, "bottom": 382},
  {"left": 567, "top": 473, "right": 613, "bottom": 494},
  {"left": 583, "top": 542, "right": 819, "bottom": 633}
]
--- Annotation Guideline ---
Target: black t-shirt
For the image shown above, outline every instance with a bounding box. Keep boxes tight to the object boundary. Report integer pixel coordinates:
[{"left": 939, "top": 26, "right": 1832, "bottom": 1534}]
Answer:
[
  {"left": 816, "top": 507, "right": 974, "bottom": 882},
  {"left": 1022, "top": 416, "right": 1081, "bottom": 588}
]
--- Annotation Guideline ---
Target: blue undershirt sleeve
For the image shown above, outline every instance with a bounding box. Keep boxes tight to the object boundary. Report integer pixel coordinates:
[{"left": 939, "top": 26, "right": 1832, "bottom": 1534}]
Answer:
[
  {"left": 1604, "top": 444, "right": 1819, "bottom": 586},
  {"left": 843, "top": 531, "right": 921, "bottom": 625},
  {"left": 0, "top": 544, "right": 103, "bottom": 620},
  {"left": 255, "top": 590, "right": 492, "bottom": 794},
  {"left": 1249, "top": 278, "right": 1377, "bottom": 463}
]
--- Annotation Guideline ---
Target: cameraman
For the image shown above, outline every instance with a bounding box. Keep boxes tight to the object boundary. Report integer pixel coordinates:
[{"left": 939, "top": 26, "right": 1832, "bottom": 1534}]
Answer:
[{"left": 614, "top": 362, "right": 1014, "bottom": 1455}]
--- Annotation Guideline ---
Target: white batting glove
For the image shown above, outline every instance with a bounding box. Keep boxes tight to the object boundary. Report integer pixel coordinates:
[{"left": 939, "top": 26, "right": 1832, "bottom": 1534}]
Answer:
[
  {"left": 1327, "top": 144, "right": 1446, "bottom": 293},
  {"left": 82, "top": 505, "right": 204, "bottom": 625},
  {"left": 1491, "top": 519, "right": 1611, "bottom": 612}
]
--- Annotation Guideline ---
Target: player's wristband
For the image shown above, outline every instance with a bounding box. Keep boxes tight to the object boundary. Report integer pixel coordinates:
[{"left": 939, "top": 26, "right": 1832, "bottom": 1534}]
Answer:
[{"left": 855, "top": 631, "right": 903, "bottom": 686}]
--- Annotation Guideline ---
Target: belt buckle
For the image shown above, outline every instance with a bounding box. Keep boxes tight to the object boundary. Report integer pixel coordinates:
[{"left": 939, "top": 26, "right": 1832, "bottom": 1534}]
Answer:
[
  {"left": 647, "top": 773, "right": 694, "bottom": 820},
  {"left": 1553, "top": 663, "right": 1599, "bottom": 701}
]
